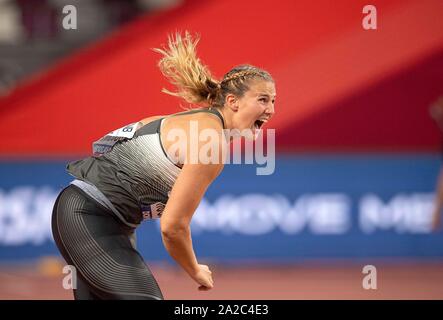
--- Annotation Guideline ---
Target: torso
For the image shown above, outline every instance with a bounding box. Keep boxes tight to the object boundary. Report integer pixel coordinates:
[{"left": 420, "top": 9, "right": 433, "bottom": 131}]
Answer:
[
  {"left": 138, "top": 110, "right": 225, "bottom": 167},
  {"left": 66, "top": 108, "right": 225, "bottom": 226}
]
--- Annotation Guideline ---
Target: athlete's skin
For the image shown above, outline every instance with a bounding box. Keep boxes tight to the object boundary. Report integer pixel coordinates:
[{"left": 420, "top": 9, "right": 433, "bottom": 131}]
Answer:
[{"left": 140, "top": 79, "right": 276, "bottom": 290}]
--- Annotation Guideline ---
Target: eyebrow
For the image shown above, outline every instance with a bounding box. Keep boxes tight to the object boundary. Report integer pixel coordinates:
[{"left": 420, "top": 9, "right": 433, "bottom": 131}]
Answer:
[{"left": 258, "top": 93, "right": 277, "bottom": 98}]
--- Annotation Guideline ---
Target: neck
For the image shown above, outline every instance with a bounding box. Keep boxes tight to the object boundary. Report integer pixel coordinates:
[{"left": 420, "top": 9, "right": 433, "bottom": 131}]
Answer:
[
  {"left": 216, "top": 106, "right": 233, "bottom": 130},
  {"left": 215, "top": 106, "right": 235, "bottom": 143}
]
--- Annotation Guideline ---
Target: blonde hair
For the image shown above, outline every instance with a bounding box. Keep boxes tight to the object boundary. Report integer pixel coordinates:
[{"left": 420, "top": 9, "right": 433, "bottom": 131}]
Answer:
[{"left": 154, "top": 31, "right": 274, "bottom": 108}]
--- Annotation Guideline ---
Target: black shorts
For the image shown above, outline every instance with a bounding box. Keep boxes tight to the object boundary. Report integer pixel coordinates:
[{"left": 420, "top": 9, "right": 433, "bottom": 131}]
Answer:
[{"left": 51, "top": 184, "right": 163, "bottom": 300}]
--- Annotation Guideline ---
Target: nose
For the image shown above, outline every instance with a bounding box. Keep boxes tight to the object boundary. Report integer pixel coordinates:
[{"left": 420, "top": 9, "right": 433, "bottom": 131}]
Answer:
[{"left": 265, "top": 102, "right": 275, "bottom": 118}]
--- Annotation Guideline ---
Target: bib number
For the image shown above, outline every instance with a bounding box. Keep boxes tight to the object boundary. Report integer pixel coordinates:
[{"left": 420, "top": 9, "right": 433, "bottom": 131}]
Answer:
[
  {"left": 93, "top": 122, "right": 140, "bottom": 156},
  {"left": 107, "top": 123, "right": 138, "bottom": 138}
]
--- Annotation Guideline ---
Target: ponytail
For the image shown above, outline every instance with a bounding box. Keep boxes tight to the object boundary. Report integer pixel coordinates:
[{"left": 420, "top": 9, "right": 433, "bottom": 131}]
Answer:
[
  {"left": 154, "top": 31, "right": 274, "bottom": 108},
  {"left": 153, "top": 31, "right": 220, "bottom": 106}
]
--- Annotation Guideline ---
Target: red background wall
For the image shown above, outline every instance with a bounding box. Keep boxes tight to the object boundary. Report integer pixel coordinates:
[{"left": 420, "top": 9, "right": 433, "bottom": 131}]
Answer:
[{"left": 0, "top": 0, "right": 442, "bottom": 156}]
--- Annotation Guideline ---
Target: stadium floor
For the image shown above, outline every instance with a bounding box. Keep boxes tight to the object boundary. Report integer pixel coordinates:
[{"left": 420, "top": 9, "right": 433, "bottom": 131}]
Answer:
[{"left": 1, "top": 259, "right": 442, "bottom": 299}]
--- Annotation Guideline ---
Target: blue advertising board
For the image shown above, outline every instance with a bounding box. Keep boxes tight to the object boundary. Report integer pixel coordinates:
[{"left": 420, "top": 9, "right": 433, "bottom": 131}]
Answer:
[{"left": 1, "top": 154, "right": 442, "bottom": 262}]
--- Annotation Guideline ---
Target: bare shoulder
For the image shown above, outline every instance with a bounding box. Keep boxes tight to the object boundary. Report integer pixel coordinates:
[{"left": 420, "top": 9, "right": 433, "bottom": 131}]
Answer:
[
  {"left": 160, "top": 111, "right": 226, "bottom": 170},
  {"left": 139, "top": 115, "right": 165, "bottom": 126},
  {"left": 172, "top": 110, "right": 224, "bottom": 131},
  {"left": 194, "top": 111, "right": 224, "bottom": 129}
]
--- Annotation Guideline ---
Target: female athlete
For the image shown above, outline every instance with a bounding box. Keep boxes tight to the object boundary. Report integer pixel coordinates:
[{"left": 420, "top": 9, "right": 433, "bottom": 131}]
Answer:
[{"left": 51, "top": 31, "right": 276, "bottom": 300}]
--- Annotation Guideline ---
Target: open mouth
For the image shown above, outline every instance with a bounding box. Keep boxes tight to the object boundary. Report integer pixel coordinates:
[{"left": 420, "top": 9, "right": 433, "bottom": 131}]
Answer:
[{"left": 254, "top": 119, "right": 265, "bottom": 130}]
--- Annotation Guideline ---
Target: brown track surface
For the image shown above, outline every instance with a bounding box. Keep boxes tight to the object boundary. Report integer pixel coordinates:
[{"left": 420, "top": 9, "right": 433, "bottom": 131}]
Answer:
[{"left": 1, "top": 261, "right": 442, "bottom": 300}]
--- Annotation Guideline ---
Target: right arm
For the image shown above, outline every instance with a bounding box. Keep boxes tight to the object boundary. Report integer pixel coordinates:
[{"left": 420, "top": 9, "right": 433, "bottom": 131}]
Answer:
[
  {"left": 160, "top": 162, "right": 222, "bottom": 289},
  {"left": 159, "top": 114, "right": 225, "bottom": 290}
]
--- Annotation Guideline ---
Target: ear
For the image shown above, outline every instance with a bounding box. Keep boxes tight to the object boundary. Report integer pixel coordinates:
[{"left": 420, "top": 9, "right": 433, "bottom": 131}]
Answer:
[{"left": 225, "top": 94, "right": 239, "bottom": 112}]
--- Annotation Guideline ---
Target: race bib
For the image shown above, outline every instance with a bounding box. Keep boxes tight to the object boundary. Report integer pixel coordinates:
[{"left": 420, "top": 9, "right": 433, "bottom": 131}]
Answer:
[
  {"left": 93, "top": 122, "right": 140, "bottom": 156},
  {"left": 107, "top": 122, "right": 139, "bottom": 138},
  {"left": 141, "top": 202, "right": 166, "bottom": 220}
]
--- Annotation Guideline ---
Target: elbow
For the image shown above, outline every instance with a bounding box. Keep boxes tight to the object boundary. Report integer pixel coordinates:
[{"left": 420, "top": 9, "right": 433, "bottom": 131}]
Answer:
[{"left": 160, "top": 221, "right": 189, "bottom": 240}]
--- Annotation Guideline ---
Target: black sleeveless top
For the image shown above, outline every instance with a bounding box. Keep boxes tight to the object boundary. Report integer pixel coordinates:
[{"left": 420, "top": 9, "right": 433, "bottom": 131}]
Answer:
[{"left": 66, "top": 108, "right": 225, "bottom": 226}]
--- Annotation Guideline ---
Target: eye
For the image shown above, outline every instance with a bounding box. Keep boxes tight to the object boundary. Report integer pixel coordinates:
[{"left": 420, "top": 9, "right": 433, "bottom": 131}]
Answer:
[{"left": 259, "top": 97, "right": 268, "bottom": 103}]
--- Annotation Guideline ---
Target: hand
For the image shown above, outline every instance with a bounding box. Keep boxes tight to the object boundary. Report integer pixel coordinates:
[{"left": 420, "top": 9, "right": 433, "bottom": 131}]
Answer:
[{"left": 191, "top": 264, "right": 214, "bottom": 291}]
